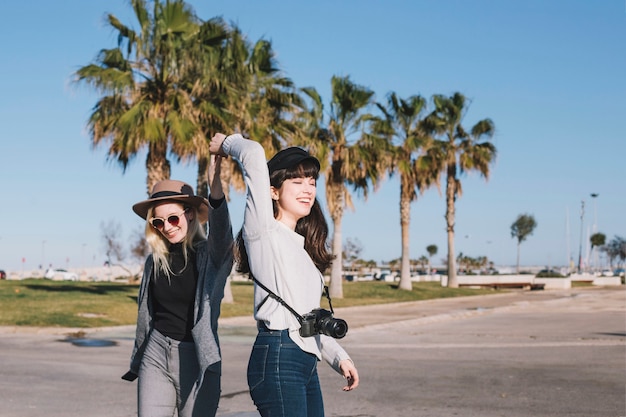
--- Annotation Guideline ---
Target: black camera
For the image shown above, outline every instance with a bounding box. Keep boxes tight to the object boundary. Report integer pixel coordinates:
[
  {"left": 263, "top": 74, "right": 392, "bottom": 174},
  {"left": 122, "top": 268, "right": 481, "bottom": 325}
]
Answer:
[{"left": 299, "top": 308, "right": 348, "bottom": 339}]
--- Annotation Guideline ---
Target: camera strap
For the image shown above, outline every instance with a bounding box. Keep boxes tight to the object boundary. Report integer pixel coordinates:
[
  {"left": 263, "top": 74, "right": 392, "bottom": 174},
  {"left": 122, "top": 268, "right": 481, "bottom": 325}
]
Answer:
[
  {"left": 250, "top": 275, "right": 336, "bottom": 323},
  {"left": 250, "top": 275, "right": 305, "bottom": 323},
  {"left": 322, "top": 285, "right": 336, "bottom": 315}
]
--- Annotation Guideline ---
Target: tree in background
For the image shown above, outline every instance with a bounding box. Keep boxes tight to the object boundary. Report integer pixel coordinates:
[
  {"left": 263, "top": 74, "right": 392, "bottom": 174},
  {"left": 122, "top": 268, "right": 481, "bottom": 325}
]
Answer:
[
  {"left": 589, "top": 232, "right": 606, "bottom": 272},
  {"left": 74, "top": 2, "right": 505, "bottom": 291},
  {"left": 377, "top": 92, "right": 439, "bottom": 290},
  {"left": 101, "top": 220, "right": 143, "bottom": 279},
  {"left": 600, "top": 235, "right": 624, "bottom": 269},
  {"left": 343, "top": 238, "right": 364, "bottom": 276},
  {"left": 417, "top": 255, "right": 429, "bottom": 273},
  {"left": 129, "top": 227, "right": 150, "bottom": 283},
  {"left": 510, "top": 213, "right": 537, "bottom": 273},
  {"left": 426, "top": 244, "right": 438, "bottom": 275},
  {"left": 172, "top": 16, "right": 232, "bottom": 199},
  {"left": 206, "top": 28, "right": 303, "bottom": 199},
  {"left": 298, "top": 75, "right": 387, "bottom": 298},
  {"left": 75, "top": 0, "right": 210, "bottom": 194},
  {"left": 422, "top": 92, "right": 496, "bottom": 287},
  {"left": 456, "top": 252, "right": 469, "bottom": 274}
]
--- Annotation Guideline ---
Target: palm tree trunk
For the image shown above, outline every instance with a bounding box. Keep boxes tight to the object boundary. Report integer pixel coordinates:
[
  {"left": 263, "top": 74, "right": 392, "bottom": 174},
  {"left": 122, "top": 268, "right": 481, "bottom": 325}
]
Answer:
[
  {"left": 445, "top": 171, "right": 458, "bottom": 288},
  {"left": 516, "top": 242, "right": 521, "bottom": 274},
  {"left": 398, "top": 193, "right": 412, "bottom": 290},
  {"left": 327, "top": 177, "right": 345, "bottom": 299},
  {"left": 196, "top": 156, "right": 209, "bottom": 200},
  {"left": 146, "top": 144, "right": 171, "bottom": 194},
  {"left": 329, "top": 215, "right": 344, "bottom": 299}
]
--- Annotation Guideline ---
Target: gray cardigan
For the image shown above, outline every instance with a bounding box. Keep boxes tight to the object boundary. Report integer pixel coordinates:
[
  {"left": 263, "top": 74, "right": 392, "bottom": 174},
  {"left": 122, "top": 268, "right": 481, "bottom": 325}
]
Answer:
[{"left": 125, "top": 199, "right": 233, "bottom": 385}]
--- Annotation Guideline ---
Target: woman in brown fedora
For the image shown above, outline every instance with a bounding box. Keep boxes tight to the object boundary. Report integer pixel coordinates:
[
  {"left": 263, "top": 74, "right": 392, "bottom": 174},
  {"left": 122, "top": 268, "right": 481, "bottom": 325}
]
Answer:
[
  {"left": 122, "top": 155, "right": 234, "bottom": 417},
  {"left": 209, "top": 133, "right": 359, "bottom": 417}
]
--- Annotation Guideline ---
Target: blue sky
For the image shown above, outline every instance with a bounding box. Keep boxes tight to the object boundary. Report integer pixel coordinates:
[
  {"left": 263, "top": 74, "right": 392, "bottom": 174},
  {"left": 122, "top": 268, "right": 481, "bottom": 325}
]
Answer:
[{"left": 1, "top": 0, "right": 624, "bottom": 272}]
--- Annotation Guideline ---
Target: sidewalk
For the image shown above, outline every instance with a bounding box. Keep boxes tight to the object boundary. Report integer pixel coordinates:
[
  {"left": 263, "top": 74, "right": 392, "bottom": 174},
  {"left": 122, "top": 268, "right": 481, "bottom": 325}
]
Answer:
[{"left": 0, "top": 286, "right": 624, "bottom": 417}]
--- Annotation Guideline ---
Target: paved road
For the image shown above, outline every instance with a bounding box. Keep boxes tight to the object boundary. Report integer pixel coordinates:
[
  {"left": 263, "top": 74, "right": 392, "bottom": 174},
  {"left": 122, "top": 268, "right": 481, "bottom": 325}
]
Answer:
[{"left": 0, "top": 286, "right": 624, "bottom": 417}]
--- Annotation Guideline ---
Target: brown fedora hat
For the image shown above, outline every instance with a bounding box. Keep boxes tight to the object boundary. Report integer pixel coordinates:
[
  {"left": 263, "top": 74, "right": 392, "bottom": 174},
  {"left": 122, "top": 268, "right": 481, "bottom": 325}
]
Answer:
[{"left": 132, "top": 180, "right": 209, "bottom": 224}]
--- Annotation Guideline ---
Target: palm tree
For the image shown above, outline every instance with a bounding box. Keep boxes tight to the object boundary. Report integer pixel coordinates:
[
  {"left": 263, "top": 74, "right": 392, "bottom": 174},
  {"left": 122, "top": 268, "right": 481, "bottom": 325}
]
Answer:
[
  {"left": 510, "top": 213, "right": 537, "bottom": 273},
  {"left": 426, "top": 244, "right": 438, "bottom": 275},
  {"left": 169, "top": 16, "right": 232, "bottom": 199},
  {"left": 185, "top": 23, "right": 301, "bottom": 299},
  {"left": 603, "top": 236, "right": 626, "bottom": 268},
  {"left": 423, "top": 92, "right": 496, "bottom": 287},
  {"left": 589, "top": 232, "right": 606, "bottom": 273},
  {"left": 74, "top": 0, "right": 204, "bottom": 195},
  {"left": 197, "top": 28, "right": 303, "bottom": 201},
  {"left": 456, "top": 252, "right": 468, "bottom": 274},
  {"left": 417, "top": 255, "right": 429, "bottom": 273},
  {"left": 377, "top": 92, "right": 439, "bottom": 290},
  {"left": 298, "top": 76, "right": 387, "bottom": 298},
  {"left": 228, "top": 36, "right": 303, "bottom": 152}
]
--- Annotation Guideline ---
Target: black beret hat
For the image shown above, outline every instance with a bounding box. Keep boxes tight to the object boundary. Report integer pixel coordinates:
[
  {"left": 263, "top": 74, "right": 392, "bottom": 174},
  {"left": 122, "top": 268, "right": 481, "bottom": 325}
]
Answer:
[{"left": 267, "top": 147, "right": 320, "bottom": 174}]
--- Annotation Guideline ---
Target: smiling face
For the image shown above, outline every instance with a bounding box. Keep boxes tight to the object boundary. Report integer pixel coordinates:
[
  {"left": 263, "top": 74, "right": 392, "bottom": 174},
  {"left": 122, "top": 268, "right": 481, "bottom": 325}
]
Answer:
[
  {"left": 272, "top": 176, "right": 317, "bottom": 230},
  {"left": 151, "top": 202, "right": 192, "bottom": 244}
]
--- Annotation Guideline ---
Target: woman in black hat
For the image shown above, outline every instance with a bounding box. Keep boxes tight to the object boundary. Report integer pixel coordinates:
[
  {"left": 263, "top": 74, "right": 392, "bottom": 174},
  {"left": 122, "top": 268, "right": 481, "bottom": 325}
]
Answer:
[
  {"left": 122, "top": 155, "right": 234, "bottom": 417},
  {"left": 210, "top": 133, "right": 359, "bottom": 417}
]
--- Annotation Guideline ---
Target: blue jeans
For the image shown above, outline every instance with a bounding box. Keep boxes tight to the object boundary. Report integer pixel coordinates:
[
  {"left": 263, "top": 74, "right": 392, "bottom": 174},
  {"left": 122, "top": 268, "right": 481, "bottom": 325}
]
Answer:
[
  {"left": 247, "top": 326, "right": 324, "bottom": 417},
  {"left": 138, "top": 329, "right": 221, "bottom": 417}
]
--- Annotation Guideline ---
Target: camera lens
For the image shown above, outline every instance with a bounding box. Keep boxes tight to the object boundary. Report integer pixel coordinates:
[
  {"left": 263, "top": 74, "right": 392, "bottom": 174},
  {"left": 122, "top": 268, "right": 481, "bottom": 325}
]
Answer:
[{"left": 321, "top": 317, "right": 348, "bottom": 339}]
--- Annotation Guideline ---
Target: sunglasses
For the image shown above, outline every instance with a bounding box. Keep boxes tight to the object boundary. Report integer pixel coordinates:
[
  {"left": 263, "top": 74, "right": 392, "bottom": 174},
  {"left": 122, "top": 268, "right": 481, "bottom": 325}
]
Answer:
[{"left": 150, "top": 209, "right": 188, "bottom": 230}]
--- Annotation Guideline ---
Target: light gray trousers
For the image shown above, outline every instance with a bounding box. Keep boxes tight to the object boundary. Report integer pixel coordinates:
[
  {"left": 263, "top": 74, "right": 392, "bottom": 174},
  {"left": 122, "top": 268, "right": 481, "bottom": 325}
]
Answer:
[{"left": 138, "top": 329, "right": 220, "bottom": 417}]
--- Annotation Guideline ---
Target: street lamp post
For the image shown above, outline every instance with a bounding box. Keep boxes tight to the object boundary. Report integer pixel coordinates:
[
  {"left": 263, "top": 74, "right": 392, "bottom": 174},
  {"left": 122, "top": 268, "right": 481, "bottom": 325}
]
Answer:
[
  {"left": 577, "top": 201, "right": 585, "bottom": 274},
  {"left": 81, "top": 243, "right": 87, "bottom": 269},
  {"left": 590, "top": 193, "right": 599, "bottom": 272},
  {"left": 41, "top": 240, "right": 47, "bottom": 271}
]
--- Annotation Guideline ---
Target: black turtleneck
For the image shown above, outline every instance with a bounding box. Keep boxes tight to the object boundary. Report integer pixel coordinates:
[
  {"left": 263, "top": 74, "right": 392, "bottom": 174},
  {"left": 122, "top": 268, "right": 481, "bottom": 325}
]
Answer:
[{"left": 151, "top": 243, "right": 198, "bottom": 341}]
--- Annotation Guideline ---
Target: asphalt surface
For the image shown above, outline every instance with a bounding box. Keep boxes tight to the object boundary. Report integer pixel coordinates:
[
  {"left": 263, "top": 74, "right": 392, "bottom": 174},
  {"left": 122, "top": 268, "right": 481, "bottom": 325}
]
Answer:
[{"left": 0, "top": 286, "right": 624, "bottom": 417}]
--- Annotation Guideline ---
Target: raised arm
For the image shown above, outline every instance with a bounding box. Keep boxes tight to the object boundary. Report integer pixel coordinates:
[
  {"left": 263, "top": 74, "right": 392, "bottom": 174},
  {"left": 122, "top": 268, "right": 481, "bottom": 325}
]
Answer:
[
  {"left": 206, "top": 149, "right": 232, "bottom": 268},
  {"left": 208, "top": 154, "right": 224, "bottom": 201},
  {"left": 210, "top": 133, "right": 274, "bottom": 239}
]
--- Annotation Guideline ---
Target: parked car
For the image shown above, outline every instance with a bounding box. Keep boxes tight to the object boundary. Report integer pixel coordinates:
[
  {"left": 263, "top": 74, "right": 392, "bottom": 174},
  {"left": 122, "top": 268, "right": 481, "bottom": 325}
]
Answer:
[
  {"left": 536, "top": 269, "right": 564, "bottom": 278},
  {"left": 376, "top": 271, "right": 398, "bottom": 282},
  {"left": 358, "top": 274, "right": 375, "bottom": 281},
  {"left": 44, "top": 268, "right": 78, "bottom": 281},
  {"left": 0, "top": 270, "right": 6, "bottom": 279}
]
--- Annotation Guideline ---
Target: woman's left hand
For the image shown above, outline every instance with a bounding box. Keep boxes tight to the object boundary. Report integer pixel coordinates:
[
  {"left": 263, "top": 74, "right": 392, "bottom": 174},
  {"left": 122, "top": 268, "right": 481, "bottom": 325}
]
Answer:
[
  {"left": 209, "top": 133, "right": 227, "bottom": 156},
  {"left": 339, "top": 359, "right": 359, "bottom": 391}
]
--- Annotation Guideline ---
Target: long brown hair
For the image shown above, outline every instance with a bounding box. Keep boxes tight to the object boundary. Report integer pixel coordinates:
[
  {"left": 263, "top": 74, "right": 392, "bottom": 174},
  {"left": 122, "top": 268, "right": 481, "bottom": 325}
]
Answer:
[{"left": 235, "top": 159, "right": 334, "bottom": 274}]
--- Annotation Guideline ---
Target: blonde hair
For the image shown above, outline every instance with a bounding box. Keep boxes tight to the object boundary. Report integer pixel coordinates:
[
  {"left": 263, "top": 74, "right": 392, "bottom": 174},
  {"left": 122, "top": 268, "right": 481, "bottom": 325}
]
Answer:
[{"left": 145, "top": 202, "right": 206, "bottom": 278}]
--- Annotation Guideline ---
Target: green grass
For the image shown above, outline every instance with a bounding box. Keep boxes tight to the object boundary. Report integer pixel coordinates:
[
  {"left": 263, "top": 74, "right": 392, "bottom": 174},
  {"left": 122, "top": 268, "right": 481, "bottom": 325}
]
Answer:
[
  {"left": 0, "top": 279, "right": 139, "bottom": 328},
  {"left": 0, "top": 279, "right": 494, "bottom": 328}
]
